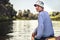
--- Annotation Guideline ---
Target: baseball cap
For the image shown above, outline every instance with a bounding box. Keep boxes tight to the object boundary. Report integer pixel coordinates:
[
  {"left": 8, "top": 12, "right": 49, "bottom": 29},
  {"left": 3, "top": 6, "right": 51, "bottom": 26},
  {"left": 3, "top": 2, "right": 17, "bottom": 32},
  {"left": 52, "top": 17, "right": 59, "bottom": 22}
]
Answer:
[{"left": 34, "top": 0, "right": 44, "bottom": 7}]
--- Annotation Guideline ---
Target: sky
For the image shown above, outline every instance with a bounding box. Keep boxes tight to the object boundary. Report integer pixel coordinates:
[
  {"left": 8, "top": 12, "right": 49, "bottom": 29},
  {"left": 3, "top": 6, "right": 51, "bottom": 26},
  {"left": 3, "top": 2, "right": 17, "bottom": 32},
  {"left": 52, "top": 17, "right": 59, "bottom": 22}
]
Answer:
[{"left": 10, "top": 0, "right": 60, "bottom": 13}]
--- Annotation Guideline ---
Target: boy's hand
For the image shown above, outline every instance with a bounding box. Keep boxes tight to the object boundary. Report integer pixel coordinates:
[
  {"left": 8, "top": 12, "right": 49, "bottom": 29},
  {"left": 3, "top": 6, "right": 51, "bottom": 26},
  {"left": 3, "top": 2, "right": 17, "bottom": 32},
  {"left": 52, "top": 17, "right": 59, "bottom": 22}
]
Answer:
[
  {"left": 31, "top": 33, "right": 36, "bottom": 40},
  {"left": 31, "top": 36, "right": 34, "bottom": 40}
]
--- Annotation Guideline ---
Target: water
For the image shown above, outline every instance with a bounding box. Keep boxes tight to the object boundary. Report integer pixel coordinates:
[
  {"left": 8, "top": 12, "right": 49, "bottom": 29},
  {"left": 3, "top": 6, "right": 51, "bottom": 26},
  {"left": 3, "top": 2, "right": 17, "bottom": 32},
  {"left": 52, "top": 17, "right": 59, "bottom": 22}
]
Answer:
[{"left": 7, "top": 20, "right": 60, "bottom": 40}]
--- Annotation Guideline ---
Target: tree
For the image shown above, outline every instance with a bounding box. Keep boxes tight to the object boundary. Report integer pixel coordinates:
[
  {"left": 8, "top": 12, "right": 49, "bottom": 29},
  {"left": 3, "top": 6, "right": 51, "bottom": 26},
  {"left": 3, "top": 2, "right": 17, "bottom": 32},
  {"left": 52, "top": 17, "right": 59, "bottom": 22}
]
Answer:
[
  {"left": 17, "top": 10, "right": 22, "bottom": 18},
  {"left": 0, "top": 0, "right": 16, "bottom": 36},
  {"left": 27, "top": 9, "right": 30, "bottom": 14},
  {"left": 0, "top": 0, "right": 9, "bottom": 4},
  {"left": 23, "top": 10, "right": 28, "bottom": 17}
]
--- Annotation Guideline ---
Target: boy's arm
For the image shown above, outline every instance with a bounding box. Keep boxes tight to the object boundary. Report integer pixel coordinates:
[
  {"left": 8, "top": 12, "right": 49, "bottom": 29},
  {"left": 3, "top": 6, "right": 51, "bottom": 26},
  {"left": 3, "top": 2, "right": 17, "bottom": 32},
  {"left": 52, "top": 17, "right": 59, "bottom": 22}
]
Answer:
[
  {"left": 31, "top": 28, "right": 37, "bottom": 40},
  {"left": 31, "top": 33, "right": 35, "bottom": 40}
]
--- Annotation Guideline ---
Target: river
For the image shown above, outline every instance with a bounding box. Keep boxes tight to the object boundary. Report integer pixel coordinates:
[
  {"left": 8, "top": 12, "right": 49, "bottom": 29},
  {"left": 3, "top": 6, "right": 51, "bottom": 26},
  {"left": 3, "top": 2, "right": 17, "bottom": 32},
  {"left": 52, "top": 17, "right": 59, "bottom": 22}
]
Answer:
[{"left": 7, "top": 20, "right": 60, "bottom": 40}]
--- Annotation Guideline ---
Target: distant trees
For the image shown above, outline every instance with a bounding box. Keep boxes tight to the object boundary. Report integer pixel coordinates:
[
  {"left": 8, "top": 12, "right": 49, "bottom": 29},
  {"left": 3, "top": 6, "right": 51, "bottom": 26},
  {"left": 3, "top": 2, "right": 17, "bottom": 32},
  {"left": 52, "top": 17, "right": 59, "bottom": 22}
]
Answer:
[
  {"left": 17, "top": 11, "right": 60, "bottom": 20},
  {"left": 17, "top": 10, "right": 23, "bottom": 19},
  {"left": 23, "top": 10, "right": 28, "bottom": 17},
  {"left": 51, "top": 12, "right": 60, "bottom": 16},
  {"left": 17, "top": 9, "right": 38, "bottom": 20},
  {"left": 50, "top": 12, "right": 60, "bottom": 21}
]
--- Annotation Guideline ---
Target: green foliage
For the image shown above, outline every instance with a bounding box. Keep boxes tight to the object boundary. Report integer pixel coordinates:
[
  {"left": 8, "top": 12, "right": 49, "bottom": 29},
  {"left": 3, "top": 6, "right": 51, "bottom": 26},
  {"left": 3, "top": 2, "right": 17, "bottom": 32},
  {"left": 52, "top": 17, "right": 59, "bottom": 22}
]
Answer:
[
  {"left": 0, "top": 0, "right": 17, "bottom": 20},
  {"left": 50, "top": 12, "right": 60, "bottom": 21},
  {"left": 0, "top": 0, "right": 16, "bottom": 36},
  {"left": 17, "top": 9, "right": 38, "bottom": 20}
]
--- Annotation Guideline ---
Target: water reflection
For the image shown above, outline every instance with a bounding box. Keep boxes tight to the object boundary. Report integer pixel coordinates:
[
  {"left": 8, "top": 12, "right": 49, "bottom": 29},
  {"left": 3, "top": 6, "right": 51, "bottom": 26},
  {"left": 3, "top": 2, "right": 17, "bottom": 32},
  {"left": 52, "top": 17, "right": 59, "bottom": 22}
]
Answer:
[
  {"left": 8, "top": 20, "right": 60, "bottom": 40},
  {"left": 0, "top": 20, "right": 13, "bottom": 40},
  {"left": 0, "top": 20, "right": 60, "bottom": 40}
]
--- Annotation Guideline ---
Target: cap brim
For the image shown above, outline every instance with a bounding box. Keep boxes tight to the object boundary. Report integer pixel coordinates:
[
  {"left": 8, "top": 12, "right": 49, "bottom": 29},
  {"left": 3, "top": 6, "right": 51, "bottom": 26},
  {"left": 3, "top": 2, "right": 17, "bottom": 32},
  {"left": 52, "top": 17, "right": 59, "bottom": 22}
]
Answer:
[
  {"left": 34, "top": 4, "right": 44, "bottom": 8},
  {"left": 34, "top": 4, "right": 39, "bottom": 7}
]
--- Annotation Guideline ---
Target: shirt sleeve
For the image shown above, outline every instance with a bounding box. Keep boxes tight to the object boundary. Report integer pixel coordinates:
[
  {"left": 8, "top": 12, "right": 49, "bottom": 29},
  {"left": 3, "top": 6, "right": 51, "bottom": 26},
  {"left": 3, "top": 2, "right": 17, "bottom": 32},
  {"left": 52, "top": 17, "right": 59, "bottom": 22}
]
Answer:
[{"left": 35, "top": 13, "right": 44, "bottom": 39}]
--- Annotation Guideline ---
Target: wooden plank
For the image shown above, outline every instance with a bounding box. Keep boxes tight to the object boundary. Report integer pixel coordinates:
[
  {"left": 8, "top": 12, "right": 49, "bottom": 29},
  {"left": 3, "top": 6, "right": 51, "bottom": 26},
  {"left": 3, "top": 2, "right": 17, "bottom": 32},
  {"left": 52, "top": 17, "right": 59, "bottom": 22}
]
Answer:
[
  {"left": 46, "top": 37, "right": 56, "bottom": 40},
  {"left": 46, "top": 36, "right": 60, "bottom": 40}
]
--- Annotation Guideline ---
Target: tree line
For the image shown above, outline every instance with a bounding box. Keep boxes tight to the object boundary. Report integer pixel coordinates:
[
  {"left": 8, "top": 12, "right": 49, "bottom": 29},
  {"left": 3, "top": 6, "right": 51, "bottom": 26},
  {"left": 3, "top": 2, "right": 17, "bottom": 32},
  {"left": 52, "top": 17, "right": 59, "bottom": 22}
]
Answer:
[
  {"left": 50, "top": 12, "right": 60, "bottom": 21},
  {"left": 17, "top": 9, "right": 38, "bottom": 20},
  {"left": 17, "top": 10, "right": 60, "bottom": 20}
]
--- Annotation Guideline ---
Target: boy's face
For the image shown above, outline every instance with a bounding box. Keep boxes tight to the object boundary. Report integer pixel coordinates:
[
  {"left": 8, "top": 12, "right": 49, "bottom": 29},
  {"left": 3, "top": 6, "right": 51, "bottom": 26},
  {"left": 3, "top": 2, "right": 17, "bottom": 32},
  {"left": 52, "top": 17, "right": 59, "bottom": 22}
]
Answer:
[{"left": 34, "top": 5, "right": 43, "bottom": 12}]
